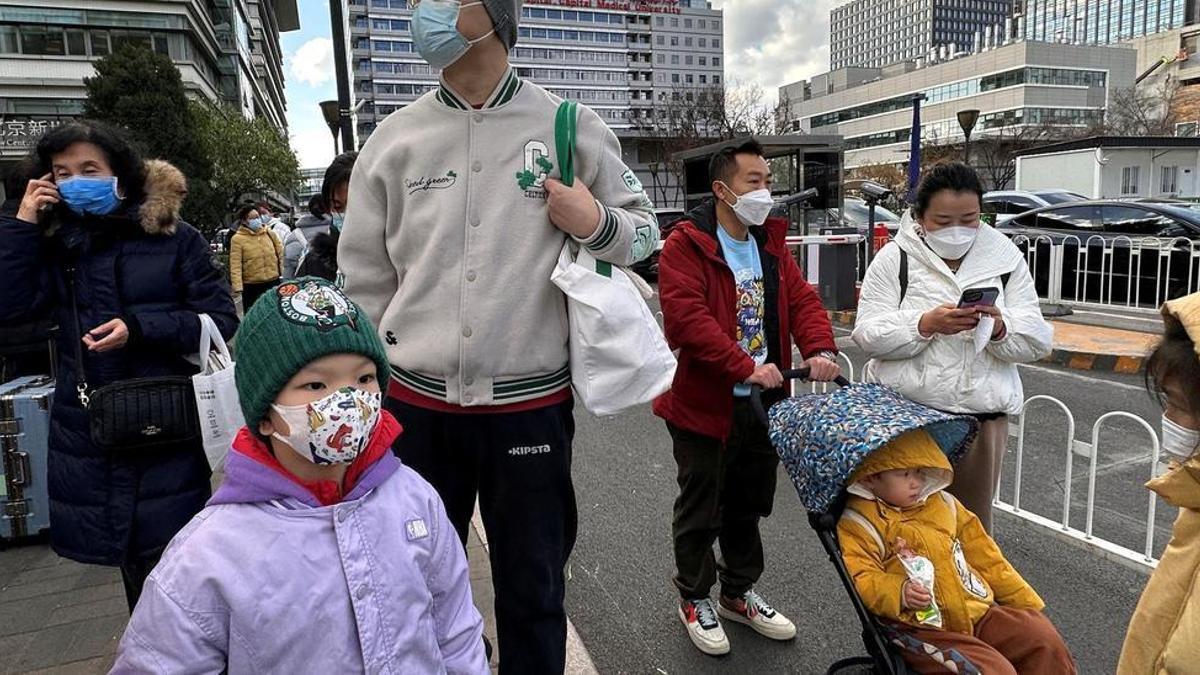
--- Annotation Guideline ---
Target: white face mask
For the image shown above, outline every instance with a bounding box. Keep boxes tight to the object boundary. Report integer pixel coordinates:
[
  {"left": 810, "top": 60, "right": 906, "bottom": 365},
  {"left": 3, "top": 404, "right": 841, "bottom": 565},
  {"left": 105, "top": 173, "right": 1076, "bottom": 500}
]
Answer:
[
  {"left": 1162, "top": 415, "right": 1199, "bottom": 461},
  {"left": 271, "top": 387, "right": 382, "bottom": 465},
  {"left": 922, "top": 224, "right": 979, "bottom": 260},
  {"left": 719, "top": 182, "right": 774, "bottom": 227}
]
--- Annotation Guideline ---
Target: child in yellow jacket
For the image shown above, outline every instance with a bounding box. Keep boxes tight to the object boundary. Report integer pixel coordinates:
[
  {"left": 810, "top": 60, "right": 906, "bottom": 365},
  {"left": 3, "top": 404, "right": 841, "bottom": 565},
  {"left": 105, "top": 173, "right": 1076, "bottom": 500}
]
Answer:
[{"left": 837, "top": 428, "right": 1076, "bottom": 675}]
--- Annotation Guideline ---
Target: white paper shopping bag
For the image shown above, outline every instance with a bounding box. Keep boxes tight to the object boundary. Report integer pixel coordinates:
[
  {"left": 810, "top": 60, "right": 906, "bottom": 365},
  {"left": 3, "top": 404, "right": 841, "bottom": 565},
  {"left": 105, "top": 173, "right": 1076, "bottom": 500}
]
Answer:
[{"left": 192, "top": 314, "right": 243, "bottom": 472}]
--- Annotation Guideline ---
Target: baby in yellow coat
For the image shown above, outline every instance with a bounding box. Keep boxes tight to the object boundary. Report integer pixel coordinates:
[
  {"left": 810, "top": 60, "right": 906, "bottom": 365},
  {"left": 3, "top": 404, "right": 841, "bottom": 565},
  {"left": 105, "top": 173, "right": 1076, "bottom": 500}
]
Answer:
[{"left": 837, "top": 428, "right": 1076, "bottom": 675}]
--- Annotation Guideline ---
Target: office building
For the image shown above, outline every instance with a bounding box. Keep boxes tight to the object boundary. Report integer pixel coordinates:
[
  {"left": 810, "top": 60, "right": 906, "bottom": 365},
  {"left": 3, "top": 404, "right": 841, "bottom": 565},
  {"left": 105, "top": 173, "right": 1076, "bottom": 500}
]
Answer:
[
  {"left": 349, "top": 0, "right": 724, "bottom": 205},
  {"left": 782, "top": 40, "right": 1137, "bottom": 174},
  {"left": 0, "top": 0, "right": 299, "bottom": 172},
  {"left": 1019, "top": 0, "right": 1200, "bottom": 46},
  {"left": 831, "top": 0, "right": 1013, "bottom": 71}
]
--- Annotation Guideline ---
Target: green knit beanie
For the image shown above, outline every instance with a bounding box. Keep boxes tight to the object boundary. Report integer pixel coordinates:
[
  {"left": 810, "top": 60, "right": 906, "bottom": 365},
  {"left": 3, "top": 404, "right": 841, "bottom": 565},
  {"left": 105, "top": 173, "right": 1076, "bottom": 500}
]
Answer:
[{"left": 234, "top": 277, "right": 390, "bottom": 428}]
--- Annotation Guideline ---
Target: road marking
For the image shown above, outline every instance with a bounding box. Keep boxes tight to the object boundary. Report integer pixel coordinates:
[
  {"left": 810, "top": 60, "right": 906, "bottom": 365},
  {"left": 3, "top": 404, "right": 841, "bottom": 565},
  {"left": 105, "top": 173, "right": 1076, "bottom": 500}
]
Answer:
[
  {"left": 1017, "top": 363, "right": 1146, "bottom": 392},
  {"left": 1068, "top": 309, "right": 1161, "bottom": 324}
]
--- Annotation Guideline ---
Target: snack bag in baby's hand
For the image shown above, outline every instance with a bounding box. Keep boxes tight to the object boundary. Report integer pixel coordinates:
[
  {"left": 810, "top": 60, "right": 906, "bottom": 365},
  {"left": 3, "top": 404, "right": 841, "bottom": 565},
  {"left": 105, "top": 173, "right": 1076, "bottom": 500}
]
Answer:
[{"left": 896, "top": 537, "right": 943, "bottom": 628}]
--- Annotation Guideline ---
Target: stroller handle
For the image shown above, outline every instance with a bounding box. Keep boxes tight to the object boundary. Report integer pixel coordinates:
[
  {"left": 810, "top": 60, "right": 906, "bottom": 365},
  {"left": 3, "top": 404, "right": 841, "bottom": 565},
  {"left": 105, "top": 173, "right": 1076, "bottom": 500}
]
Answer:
[{"left": 750, "top": 367, "right": 851, "bottom": 428}]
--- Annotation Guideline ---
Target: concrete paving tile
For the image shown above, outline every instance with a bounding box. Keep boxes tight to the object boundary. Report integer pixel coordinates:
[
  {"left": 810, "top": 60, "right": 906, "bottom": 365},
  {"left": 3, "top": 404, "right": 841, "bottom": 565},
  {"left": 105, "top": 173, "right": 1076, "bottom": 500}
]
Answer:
[
  {"left": 0, "top": 632, "right": 35, "bottom": 675},
  {"left": 44, "top": 595, "right": 127, "bottom": 630},
  {"left": 0, "top": 595, "right": 59, "bottom": 637},
  {"left": 0, "top": 547, "right": 59, "bottom": 577},
  {"left": 71, "top": 567, "right": 120, "bottom": 591},
  {"left": 7, "top": 615, "right": 124, "bottom": 672},
  {"left": 0, "top": 577, "right": 83, "bottom": 604},
  {"left": 20, "top": 655, "right": 114, "bottom": 675},
  {"left": 8, "top": 561, "right": 89, "bottom": 588},
  {"left": 0, "top": 578, "right": 123, "bottom": 608}
]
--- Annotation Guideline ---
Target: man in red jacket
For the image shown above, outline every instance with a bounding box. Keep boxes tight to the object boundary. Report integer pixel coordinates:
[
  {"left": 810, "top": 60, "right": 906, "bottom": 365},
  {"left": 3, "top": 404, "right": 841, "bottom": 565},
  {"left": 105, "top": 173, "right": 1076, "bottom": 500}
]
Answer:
[{"left": 653, "top": 139, "right": 839, "bottom": 656}]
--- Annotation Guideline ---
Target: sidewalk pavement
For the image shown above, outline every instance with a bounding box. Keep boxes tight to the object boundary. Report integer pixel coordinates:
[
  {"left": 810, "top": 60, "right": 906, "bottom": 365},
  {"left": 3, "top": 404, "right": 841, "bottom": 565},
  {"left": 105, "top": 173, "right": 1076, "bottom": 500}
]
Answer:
[
  {"left": 0, "top": 513, "right": 594, "bottom": 674},
  {"left": 829, "top": 308, "right": 1163, "bottom": 373}
]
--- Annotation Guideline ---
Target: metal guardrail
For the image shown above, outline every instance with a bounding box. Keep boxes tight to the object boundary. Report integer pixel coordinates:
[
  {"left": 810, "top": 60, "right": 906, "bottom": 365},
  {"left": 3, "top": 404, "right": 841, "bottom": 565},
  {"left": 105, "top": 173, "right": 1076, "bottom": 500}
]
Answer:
[
  {"left": 997, "top": 396, "right": 1163, "bottom": 572},
  {"left": 798, "top": 354, "right": 1166, "bottom": 573},
  {"left": 1013, "top": 234, "right": 1200, "bottom": 313}
]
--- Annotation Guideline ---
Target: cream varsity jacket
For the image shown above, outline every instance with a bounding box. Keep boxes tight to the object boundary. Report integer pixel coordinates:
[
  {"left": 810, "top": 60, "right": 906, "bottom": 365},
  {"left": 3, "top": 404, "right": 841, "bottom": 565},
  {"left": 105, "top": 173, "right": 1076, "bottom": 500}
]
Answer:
[{"left": 340, "top": 68, "right": 658, "bottom": 407}]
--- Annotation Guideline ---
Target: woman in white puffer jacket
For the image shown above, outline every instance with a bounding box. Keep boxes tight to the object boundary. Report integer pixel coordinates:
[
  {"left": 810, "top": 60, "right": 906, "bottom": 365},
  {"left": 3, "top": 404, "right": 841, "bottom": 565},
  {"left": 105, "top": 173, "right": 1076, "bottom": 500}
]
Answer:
[{"left": 852, "top": 163, "right": 1053, "bottom": 531}]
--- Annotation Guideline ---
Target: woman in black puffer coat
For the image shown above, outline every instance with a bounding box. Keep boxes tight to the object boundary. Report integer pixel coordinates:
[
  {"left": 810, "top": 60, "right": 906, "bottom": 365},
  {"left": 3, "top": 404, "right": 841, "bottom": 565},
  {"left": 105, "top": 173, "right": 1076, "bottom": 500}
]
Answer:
[{"left": 0, "top": 121, "right": 238, "bottom": 610}]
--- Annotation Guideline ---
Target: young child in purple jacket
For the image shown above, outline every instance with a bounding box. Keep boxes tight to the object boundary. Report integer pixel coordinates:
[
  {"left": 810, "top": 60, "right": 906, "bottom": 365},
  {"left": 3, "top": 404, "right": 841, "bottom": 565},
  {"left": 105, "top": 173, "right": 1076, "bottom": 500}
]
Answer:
[{"left": 111, "top": 278, "right": 487, "bottom": 674}]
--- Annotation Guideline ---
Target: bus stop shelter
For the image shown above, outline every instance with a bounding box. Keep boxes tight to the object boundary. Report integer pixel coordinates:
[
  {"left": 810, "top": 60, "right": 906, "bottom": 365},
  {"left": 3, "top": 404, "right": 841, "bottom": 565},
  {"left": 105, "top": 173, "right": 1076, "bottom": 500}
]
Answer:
[
  {"left": 671, "top": 135, "right": 860, "bottom": 310},
  {"left": 673, "top": 134, "right": 845, "bottom": 234}
]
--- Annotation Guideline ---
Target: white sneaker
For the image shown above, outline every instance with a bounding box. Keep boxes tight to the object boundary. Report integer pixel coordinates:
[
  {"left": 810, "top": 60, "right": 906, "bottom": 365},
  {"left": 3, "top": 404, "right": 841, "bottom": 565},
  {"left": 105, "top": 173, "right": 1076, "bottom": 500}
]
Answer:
[
  {"left": 678, "top": 598, "right": 730, "bottom": 656},
  {"left": 717, "top": 589, "right": 797, "bottom": 641}
]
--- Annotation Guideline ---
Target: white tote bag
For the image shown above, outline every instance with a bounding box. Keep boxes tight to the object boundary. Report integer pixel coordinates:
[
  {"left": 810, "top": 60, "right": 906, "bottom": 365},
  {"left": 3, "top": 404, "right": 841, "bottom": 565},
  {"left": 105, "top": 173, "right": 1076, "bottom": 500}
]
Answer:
[
  {"left": 551, "top": 241, "right": 677, "bottom": 416},
  {"left": 192, "top": 314, "right": 243, "bottom": 472}
]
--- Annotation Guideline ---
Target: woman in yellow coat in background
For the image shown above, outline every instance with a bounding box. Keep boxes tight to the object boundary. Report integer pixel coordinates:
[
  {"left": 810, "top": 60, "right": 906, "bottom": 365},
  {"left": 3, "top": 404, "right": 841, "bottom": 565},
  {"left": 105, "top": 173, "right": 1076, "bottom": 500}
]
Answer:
[
  {"left": 229, "top": 202, "right": 283, "bottom": 314},
  {"left": 1118, "top": 292, "right": 1200, "bottom": 674}
]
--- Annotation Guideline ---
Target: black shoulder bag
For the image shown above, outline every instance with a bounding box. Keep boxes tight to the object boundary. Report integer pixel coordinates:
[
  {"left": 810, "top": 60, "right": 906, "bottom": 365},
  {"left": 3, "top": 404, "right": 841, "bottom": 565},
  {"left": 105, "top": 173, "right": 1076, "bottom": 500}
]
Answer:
[{"left": 66, "top": 265, "right": 201, "bottom": 453}]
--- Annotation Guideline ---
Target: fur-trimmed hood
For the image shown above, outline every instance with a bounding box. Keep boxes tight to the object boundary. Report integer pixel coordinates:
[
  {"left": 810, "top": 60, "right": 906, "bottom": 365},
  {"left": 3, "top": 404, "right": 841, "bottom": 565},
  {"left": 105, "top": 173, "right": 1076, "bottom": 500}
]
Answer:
[{"left": 138, "top": 159, "right": 187, "bottom": 235}]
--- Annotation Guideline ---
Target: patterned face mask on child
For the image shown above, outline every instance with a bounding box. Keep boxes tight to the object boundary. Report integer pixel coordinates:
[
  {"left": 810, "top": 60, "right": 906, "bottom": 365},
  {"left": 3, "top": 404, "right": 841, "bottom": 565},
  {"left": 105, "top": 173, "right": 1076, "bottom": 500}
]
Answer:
[{"left": 271, "top": 387, "right": 381, "bottom": 465}]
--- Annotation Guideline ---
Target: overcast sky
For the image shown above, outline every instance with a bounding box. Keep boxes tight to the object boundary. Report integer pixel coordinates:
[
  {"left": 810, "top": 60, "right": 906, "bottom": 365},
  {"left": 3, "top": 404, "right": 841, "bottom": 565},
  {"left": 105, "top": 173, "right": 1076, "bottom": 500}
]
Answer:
[{"left": 282, "top": 0, "right": 838, "bottom": 167}]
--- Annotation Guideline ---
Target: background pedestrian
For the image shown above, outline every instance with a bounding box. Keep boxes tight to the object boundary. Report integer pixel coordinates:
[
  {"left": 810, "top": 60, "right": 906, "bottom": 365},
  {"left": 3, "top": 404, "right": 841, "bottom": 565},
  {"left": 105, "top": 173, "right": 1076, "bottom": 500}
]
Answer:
[{"left": 229, "top": 201, "right": 283, "bottom": 313}]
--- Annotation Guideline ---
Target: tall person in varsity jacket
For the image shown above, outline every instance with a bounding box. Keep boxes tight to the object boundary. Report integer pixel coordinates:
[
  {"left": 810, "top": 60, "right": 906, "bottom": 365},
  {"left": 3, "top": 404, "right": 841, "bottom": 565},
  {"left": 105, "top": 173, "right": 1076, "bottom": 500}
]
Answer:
[{"left": 338, "top": 0, "right": 658, "bottom": 672}]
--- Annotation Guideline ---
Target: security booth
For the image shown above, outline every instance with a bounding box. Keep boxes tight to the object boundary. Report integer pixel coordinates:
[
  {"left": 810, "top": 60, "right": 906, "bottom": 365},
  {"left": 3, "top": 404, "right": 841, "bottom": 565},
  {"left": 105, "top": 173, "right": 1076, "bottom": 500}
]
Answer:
[{"left": 673, "top": 135, "right": 859, "bottom": 310}]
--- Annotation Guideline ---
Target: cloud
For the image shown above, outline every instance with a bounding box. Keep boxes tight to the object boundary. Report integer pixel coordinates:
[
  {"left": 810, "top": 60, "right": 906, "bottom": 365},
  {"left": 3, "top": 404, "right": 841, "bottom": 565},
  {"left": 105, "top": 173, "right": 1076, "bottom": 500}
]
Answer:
[
  {"left": 288, "top": 37, "right": 334, "bottom": 87},
  {"left": 291, "top": 123, "right": 337, "bottom": 169},
  {"left": 713, "top": 0, "right": 837, "bottom": 103}
]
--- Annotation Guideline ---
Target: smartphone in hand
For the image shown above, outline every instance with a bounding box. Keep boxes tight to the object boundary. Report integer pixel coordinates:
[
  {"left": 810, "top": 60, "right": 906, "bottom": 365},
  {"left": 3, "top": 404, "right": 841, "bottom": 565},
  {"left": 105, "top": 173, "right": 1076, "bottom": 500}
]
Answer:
[{"left": 957, "top": 287, "right": 1000, "bottom": 309}]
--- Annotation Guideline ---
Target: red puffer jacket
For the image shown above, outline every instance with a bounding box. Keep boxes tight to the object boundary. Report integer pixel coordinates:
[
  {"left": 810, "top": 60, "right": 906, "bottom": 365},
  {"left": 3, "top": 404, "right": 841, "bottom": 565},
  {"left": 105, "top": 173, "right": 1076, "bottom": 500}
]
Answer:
[{"left": 652, "top": 200, "right": 836, "bottom": 440}]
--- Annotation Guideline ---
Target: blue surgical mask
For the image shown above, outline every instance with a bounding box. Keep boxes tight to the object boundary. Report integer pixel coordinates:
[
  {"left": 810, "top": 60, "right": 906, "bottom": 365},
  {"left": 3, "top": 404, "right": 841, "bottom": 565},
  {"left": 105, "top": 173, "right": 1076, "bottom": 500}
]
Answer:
[
  {"left": 330, "top": 212, "right": 345, "bottom": 232},
  {"left": 247, "top": 217, "right": 263, "bottom": 231},
  {"left": 57, "top": 176, "right": 122, "bottom": 217},
  {"left": 411, "top": 0, "right": 495, "bottom": 70}
]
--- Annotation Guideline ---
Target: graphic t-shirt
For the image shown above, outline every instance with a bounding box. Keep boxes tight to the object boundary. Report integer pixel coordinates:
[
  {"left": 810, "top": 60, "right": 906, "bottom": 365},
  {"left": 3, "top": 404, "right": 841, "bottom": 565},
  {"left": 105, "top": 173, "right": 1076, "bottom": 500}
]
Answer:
[{"left": 717, "top": 226, "right": 766, "bottom": 397}]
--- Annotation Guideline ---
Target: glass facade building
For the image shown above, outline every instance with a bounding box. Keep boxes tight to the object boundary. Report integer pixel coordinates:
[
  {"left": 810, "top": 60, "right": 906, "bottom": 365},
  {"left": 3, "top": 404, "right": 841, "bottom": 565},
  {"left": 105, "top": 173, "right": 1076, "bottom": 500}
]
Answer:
[
  {"left": 349, "top": 0, "right": 722, "bottom": 202},
  {"left": 784, "top": 40, "right": 1136, "bottom": 174},
  {"left": 1021, "top": 0, "right": 1200, "bottom": 45},
  {"left": 0, "top": 1, "right": 298, "bottom": 165},
  {"left": 831, "top": 0, "right": 1013, "bottom": 70}
]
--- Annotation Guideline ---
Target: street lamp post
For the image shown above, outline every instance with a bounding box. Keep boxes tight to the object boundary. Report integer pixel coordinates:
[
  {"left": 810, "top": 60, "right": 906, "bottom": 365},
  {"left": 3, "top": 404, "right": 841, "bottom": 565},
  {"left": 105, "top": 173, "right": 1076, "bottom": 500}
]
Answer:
[
  {"left": 320, "top": 100, "right": 341, "bottom": 157},
  {"left": 957, "top": 108, "right": 981, "bottom": 165},
  {"left": 327, "top": 0, "right": 355, "bottom": 153}
]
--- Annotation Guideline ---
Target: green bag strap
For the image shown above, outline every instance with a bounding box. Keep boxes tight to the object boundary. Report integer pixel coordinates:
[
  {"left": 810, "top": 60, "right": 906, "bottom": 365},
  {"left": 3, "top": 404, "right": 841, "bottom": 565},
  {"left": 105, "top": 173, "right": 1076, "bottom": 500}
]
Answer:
[
  {"left": 555, "top": 100, "right": 578, "bottom": 187},
  {"left": 554, "top": 99, "right": 612, "bottom": 278}
]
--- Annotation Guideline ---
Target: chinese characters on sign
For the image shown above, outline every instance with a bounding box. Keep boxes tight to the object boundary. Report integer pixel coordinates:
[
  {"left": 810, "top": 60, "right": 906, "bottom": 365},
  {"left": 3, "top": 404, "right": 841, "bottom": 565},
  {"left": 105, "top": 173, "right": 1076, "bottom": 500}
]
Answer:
[
  {"left": 0, "top": 118, "right": 67, "bottom": 150},
  {"left": 525, "top": 0, "right": 683, "bottom": 14}
]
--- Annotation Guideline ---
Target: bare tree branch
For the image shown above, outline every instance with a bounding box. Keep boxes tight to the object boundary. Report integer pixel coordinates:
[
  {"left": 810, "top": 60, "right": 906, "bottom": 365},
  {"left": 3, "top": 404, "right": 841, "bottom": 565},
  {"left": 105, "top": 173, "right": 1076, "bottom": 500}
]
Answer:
[
  {"left": 1103, "top": 83, "right": 1179, "bottom": 136},
  {"left": 624, "top": 79, "right": 779, "bottom": 205}
]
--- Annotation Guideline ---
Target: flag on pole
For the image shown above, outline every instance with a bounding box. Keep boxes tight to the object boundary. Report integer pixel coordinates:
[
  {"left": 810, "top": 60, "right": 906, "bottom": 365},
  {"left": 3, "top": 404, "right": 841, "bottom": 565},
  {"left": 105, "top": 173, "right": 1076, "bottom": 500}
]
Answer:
[{"left": 907, "top": 94, "right": 923, "bottom": 204}]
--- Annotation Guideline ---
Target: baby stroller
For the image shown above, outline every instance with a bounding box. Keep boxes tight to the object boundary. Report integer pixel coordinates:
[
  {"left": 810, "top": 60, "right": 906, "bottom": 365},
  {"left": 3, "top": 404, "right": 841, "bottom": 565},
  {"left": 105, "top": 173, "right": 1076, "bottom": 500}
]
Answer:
[{"left": 751, "top": 369, "right": 978, "bottom": 675}]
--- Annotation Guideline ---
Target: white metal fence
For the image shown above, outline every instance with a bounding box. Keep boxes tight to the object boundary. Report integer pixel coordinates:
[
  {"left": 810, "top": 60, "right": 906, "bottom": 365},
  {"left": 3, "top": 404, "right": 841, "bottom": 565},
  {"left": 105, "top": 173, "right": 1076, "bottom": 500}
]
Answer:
[
  {"left": 794, "top": 357, "right": 1165, "bottom": 573},
  {"left": 997, "top": 396, "right": 1163, "bottom": 572},
  {"left": 1012, "top": 234, "right": 1200, "bottom": 313}
]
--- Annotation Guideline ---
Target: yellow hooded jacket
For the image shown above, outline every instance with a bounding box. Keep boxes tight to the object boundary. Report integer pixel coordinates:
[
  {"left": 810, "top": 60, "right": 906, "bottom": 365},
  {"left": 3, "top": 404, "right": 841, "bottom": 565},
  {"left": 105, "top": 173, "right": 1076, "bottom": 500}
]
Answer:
[
  {"left": 1118, "top": 292, "right": 1200, "bottom": 674},
  {"left": 837, "top": 429, "right": 1044, "bottom": 635}
]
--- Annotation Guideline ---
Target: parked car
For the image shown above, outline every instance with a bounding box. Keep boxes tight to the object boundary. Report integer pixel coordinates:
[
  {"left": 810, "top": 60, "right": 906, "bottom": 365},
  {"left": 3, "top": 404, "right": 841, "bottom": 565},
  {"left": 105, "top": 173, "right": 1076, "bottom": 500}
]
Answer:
[
  {"left": 632, "top": 207, "right": 684, "bottom": 278},
  {"left": 828, "top": 197, "right": 902, "bottom": 233},
  {"left": 997, "top": 200, "right": 1200, "bottom": 308},
  {"left": 983, "top": 190, "right": 1087, "bottom": 222}
]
